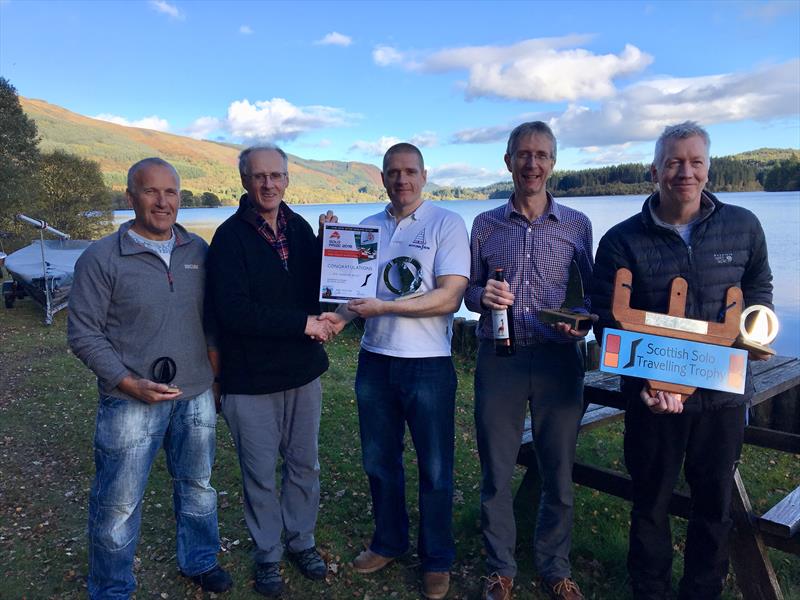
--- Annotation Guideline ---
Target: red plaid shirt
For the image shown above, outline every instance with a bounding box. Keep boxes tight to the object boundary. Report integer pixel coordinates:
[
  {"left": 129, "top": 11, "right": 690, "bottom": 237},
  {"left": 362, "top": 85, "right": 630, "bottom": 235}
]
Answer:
[{"left": 243, "top": 197, "right": 291, "bottom": 270}]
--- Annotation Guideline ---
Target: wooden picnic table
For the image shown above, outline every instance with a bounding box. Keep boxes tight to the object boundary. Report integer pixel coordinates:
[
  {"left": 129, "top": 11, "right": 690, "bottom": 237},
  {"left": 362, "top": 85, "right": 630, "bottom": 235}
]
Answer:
[{"left": 518, "top": 353, "right": 800, "bottom": 600}]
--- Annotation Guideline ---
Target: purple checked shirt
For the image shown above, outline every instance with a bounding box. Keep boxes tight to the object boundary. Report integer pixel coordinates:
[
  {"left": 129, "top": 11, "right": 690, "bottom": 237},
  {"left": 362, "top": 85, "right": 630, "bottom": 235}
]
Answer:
[{"left": 464, "top": 193, "right": 594, "bottom": 344}]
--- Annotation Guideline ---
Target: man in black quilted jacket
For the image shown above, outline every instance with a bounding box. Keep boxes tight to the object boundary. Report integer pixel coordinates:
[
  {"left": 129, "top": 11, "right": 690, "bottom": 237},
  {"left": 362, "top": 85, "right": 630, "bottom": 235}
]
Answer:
[{"left": 592, "top": 122, "right": 773, "bottom": 600}]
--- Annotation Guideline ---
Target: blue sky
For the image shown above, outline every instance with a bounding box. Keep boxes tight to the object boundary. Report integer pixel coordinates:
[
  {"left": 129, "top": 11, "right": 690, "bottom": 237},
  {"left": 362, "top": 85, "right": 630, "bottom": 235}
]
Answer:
[{"left": 1, "top": 0, "right": 799, "bottom": 186}]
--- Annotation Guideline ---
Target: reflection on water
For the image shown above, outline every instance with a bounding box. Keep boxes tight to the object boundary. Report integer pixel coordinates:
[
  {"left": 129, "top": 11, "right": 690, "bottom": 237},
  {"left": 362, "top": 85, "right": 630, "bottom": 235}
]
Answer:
[{"left": 115, "top": 191, "right": 800, "bottom": 357}]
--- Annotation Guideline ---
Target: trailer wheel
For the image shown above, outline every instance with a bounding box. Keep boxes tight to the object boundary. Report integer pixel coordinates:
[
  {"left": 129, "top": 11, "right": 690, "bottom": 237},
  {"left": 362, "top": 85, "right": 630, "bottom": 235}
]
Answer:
[{"left": 4, "top": 294, "right": 14, "bottom": 309}]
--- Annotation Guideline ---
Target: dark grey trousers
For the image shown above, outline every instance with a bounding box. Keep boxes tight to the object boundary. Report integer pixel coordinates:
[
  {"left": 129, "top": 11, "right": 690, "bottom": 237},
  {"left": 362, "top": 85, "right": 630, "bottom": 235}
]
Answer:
[
  {"left": 474, "top": 340, "right": 585, "bottom": 580},
  {"left": 222, "top": 378, "right": 322, "bottom": 564}
]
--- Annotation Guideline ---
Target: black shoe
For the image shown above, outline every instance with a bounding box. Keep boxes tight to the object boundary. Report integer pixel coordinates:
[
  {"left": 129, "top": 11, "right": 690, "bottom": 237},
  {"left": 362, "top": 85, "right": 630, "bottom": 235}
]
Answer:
[
  {"left": 255, "top": 561, "right": 284, "bottom": 597},
  {"left": 288, "top": 546, "right": 327, "bottom": 580},
  {"left": 187, "top": 564, "right": 233, "bottom": 593}
]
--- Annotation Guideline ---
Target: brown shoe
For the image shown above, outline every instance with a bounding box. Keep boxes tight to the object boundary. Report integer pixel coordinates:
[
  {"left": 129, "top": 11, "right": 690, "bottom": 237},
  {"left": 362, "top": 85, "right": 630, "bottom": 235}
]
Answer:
[
  {"left": 422, "top": 571, "right": 450, "bottom": 599},
  {"left": 482, "top": 572, "right": 513, "bottom": 600},
  {"left": 543, "top": 577, "right": 584, "bottom": 600},
  {"left": 352, "top": 549, "right": 394, "bottom": 574}
]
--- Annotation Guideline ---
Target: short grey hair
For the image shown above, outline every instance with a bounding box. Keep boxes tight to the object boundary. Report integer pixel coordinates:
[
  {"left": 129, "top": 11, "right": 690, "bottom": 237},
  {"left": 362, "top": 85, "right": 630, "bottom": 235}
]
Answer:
[
  {"left": 383, "top": 142, "right": 424, "bottom": 172},
  {"left": 653, "top": 121, "right": 711, "bottom": 170},
  {"left": 239, "top": 145, "right": 289, "bottom": 177},
  {"left": 127, "top": 158, "right": 180, "bottom": 194},
  {"left": 506, "top": 121, "right": 557, "bottom": 162}
]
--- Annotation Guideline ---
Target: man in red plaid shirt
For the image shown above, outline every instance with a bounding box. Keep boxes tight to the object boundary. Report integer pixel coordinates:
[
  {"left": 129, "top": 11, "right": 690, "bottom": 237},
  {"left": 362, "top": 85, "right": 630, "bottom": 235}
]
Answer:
[{"left": 206, "top": 145, "right": 335, "bottom": 597}]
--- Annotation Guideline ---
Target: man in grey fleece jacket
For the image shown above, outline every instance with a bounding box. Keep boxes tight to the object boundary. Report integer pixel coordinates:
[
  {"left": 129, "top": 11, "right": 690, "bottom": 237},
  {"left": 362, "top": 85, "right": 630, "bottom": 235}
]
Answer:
[{"left": 68, "top": 158, "right": 231, "bottom": 599}]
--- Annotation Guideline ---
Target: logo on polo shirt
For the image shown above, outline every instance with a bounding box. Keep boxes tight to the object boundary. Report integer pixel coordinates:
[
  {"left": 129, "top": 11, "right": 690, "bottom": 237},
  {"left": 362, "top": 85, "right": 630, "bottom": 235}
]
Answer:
[
  {"left": 408, "top": 227, "right": 430, "bottom": 250},
  {"left": 383, "top": 256, "right": 423, "bottom": 296}
]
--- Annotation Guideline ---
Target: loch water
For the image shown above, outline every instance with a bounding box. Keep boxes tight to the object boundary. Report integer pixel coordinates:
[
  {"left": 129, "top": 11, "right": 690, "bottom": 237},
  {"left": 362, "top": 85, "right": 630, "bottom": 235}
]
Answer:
[{"left": 116, "top": 191, "right": 800, "bottom": 357}]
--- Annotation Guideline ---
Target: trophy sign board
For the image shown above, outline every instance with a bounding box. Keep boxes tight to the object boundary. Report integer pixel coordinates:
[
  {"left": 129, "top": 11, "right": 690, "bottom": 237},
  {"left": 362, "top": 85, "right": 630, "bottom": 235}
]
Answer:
[
  {"left": 600, "top": 328, "right": 748, "bottom": 394},
  {"left": 538, "top": 260, "right": 593, "bottom": 331},
  {"left": 600, "top": 268, "right": 744, "bottom": 398}
]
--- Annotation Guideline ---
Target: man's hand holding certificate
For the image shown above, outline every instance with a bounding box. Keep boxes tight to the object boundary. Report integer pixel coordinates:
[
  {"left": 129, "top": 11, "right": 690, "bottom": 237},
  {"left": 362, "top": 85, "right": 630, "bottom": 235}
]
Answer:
[{"left": 319, "top": 222, "right": 380, "bottom": 304}]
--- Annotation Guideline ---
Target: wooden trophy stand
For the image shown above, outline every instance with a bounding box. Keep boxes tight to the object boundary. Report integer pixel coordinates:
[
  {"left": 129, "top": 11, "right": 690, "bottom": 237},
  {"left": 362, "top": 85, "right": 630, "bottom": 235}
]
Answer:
[{"left": 610, "top": 268, "right": 743, "bottom": 398}]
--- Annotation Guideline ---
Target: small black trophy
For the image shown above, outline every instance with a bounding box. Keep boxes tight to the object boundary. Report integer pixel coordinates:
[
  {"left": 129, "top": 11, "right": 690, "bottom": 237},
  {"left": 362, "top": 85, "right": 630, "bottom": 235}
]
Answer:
[{"left": 538, "top": 260, "right": 593, "bottom": 331}]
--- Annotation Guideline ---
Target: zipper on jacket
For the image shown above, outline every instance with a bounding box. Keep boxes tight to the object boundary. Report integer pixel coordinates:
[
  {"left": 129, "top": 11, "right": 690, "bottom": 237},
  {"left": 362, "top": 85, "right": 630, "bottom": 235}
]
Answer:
[
  {"left": 687, "top": 245, "right": 693, "bottom": 266},
  {"left": 167, "top": 270, "right": 174, "bottom": 292}
]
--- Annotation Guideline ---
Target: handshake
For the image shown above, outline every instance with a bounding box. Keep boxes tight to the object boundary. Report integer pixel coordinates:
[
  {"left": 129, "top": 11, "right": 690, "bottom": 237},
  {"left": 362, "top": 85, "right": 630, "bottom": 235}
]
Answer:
[{"left": 305, "top": 311, "right": 347, "bottom": 343}]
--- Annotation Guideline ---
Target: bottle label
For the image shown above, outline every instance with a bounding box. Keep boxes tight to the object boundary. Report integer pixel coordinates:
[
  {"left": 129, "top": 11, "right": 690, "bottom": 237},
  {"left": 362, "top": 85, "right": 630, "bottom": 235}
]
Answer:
[{"left": 492, "top": 309, "right": 510, "bottom": 340}]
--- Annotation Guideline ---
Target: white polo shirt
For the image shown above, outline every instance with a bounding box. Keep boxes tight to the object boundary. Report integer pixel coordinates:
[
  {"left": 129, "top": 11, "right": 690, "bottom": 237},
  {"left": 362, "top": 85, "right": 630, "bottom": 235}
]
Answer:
[{"left": 360, "top": 201, "right": 470, "bottom": 358}]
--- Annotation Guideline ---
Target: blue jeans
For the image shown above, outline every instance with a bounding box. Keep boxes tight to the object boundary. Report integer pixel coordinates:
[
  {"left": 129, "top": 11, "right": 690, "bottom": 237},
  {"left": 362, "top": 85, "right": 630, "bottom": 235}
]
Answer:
[
  {"left": 88, "top": 389, "right": 220, "bottom": 599},
  {"left": 355, "top": 350, "right": 456, "bottom": 572}
]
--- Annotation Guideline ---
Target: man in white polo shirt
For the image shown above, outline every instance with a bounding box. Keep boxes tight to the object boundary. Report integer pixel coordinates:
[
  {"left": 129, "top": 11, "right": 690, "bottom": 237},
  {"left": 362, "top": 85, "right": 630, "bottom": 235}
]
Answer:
[{"left": 322, "top": 143, "right": 469, "bottom": 600}]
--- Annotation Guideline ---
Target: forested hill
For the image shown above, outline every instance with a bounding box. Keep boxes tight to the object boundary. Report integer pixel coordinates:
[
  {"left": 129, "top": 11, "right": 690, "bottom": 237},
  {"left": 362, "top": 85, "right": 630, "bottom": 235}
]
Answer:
[{"left": 21, "top": 97, "right": 386, "bottom": 204}]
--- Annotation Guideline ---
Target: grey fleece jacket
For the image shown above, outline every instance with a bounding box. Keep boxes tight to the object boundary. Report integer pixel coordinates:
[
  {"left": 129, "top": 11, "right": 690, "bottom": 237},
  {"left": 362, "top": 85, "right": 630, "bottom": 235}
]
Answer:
[{"left": 68, "top": 221, "right": 213, "bottom": 401}]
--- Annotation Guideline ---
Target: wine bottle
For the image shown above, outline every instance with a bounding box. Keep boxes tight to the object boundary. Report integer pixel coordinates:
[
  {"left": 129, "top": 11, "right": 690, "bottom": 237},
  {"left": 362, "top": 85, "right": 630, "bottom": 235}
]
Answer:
[{"left": 492, "top": 268, "right": 515, "bottom": 356}]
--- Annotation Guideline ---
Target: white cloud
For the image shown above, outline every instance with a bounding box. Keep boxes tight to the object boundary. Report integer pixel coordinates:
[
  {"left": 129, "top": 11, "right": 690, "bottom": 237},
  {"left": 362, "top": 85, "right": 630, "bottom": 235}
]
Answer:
[
  {"left": 149, "top": 0, "right": 183, "bottom": 20},
  {"left": 239, "top": 25, "right": 253, "bottom": 35},
  {"left": 576, "top": 144, "right": 650, "bottom": 166},
  {"left": 372, "top": 45, "right": 405, "bottom": 67},
  {"left": 743, "top": 1, "right": 799, "bottom": 23},
  {"left": 450, "top": 124, "right": 510, "bottom": 145},
  {"left": 315, "top": 32, "right": 352, "bottom": 46},
  {"left": 226, "top": 98, "right": 355, "bottom": 142},
  {"left": 184, "top": 116, "right": 222, "bottom": 140},
  {"left": 374, "top": 36, "right": 653, "bottom": 102},
  {"left": 410, "top": 131, "right": 438, "bottom": 147},
  {"left": 551, "top": 60, "right": 800, "bottom": 148},
  {"left": 449, "top": 60, "right": 800, "bottom": 153},
  {"left": 349, "top": 136, "right": 401, "bottom": 156},
  {"left": 427, "top": 163, "right": 508, "bottom": 187},
  {"left": 349, "top": 132, "right": 438, "bottom": 156},
  {"left": 93, "top": 113, "right": 170, "bottom": 132},
  {"left": 449, "top": 111, "right": 557, "bottom": 145}
]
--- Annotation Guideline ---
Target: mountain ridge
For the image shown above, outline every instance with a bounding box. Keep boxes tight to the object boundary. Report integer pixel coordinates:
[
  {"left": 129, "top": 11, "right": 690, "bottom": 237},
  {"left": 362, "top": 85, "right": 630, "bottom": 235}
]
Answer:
[
  {"left": 21, "top": 97, "right": 387, "bottom": 204},
  {"left": 21, "top": 97, "right": 800, "bottom": 202}
]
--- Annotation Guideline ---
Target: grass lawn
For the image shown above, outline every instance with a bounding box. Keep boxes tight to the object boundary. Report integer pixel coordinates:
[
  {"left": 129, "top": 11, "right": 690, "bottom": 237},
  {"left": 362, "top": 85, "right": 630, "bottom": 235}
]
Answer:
[{"left": 1, "top": 301, "right": 798, "bottom": 599}]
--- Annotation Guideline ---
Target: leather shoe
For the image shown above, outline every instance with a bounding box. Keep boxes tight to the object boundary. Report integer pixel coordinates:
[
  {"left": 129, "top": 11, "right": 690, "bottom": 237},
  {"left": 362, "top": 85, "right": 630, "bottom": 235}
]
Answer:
[
  {"left": 422, "top": 571, "right": 450, "bottom": 599},
  {"left": 352, "top": 548, "right": 394, "bottom": 574},
  {"left": 288, "top": 546, "right": 327, "bottom": 580},
  {"left": 482, "top": 572, "right": 513, "bottom": 600},
  {"left": 254, "top": 562, "right": 283, "bottom": 597},
  {"left": 186, "top": 564, "right": 233, "bottom": 593},
  {"left": 542, "top": 577, "right": 584, "bottom": 600}
]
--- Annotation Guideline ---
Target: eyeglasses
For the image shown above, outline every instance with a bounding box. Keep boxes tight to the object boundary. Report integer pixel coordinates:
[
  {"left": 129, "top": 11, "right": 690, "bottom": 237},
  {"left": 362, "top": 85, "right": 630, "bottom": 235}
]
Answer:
[
  {"left": 247, "top": 172, "right": 287, "bottom": 184},
  {"left": 514, "top": 151, "right": 553, "bottom": 164}
]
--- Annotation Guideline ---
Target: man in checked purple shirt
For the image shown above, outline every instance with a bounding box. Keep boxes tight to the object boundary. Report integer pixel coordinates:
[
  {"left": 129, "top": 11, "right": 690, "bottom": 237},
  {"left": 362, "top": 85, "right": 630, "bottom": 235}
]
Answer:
[{"left": 465, "top": 121, "right": 595, "bottom": 600}]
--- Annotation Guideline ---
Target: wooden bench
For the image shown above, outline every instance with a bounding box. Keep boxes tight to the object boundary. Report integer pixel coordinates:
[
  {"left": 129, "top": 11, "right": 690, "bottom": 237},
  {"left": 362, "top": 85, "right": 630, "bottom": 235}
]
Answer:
[{"left": 517, "top": 354, "right": 800, "bottom": 600}]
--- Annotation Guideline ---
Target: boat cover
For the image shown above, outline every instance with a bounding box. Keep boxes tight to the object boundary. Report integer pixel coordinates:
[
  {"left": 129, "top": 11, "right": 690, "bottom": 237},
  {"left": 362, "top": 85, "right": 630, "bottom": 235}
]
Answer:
[{"left": 5, "top": 239, "right": 92, "bottom": 307}]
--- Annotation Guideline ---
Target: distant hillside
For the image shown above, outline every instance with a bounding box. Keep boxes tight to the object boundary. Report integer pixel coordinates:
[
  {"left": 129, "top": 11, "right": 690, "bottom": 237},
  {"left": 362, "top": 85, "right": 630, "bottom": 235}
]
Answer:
[
  {"left": 20, "top": 97, "right": 800, "bottom": 202},
  {"left": 21, "top": 97, "right": 387, "bottom": 204},
  {"left": 731, "top": 148, "right": 800, "bottom": 164},
  {"left": 452, "top": 148, "right": 800, "bottom": 200}
]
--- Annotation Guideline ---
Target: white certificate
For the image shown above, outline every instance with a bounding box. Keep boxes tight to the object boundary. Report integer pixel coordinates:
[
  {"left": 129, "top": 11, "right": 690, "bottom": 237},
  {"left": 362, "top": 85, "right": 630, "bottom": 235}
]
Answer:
[{"left": 319, "top": 223, "right": 380, "bottom": 303}]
